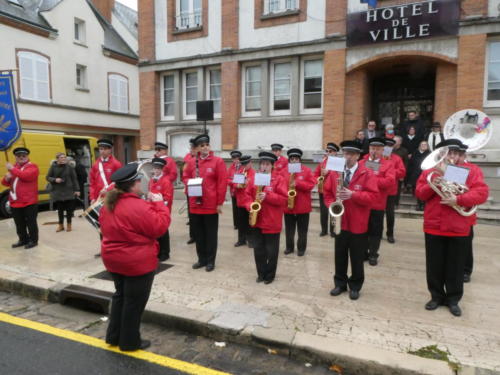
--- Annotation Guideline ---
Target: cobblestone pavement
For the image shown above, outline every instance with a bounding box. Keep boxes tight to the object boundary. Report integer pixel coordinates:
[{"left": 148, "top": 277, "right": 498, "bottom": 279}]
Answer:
[
  {"left": 0, "top": 291, "right": 335, "bottom": 375},
  {"left": 0, "top": 204, "right": 499, "bottom": 371}
]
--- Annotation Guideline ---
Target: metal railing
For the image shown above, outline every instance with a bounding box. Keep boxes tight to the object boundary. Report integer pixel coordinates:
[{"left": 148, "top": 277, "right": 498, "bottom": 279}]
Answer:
[{"left": 175, "top": 11, "right": 202, "bottom": 30}]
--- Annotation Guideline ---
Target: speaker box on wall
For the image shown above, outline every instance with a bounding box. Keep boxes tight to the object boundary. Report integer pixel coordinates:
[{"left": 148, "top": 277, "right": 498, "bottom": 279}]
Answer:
[{"left": 196, "top": 100, "right": 214, "bottom": 121}]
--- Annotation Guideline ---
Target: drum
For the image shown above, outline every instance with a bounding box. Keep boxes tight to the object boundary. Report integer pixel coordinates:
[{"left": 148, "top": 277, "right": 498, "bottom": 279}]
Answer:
[{"left": 83, "top": 199, "right": 104, "bottom": 232}]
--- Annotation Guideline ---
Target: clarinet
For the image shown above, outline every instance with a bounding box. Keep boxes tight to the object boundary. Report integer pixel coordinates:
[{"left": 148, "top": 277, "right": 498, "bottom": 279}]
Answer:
[{"left": 195, "top": 154, "right": 202, "bottom": 205}]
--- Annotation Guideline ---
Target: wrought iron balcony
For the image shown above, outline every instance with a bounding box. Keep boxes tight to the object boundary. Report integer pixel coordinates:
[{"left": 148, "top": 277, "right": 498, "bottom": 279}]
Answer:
[{"left": 175, "top": 11, "right": 202, "bottom": 30}]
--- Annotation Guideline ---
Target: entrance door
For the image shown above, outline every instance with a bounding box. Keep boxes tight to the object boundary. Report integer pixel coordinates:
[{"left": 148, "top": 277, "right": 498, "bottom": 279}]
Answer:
[{"left": 372, "top": 72, "right": 435, "bottom": 133}]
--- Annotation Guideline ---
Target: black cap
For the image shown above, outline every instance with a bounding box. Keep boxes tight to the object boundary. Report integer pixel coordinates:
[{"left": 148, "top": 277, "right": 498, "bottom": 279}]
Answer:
[
  {"left": 436, "top": 139, "right": 462, "bottom": 150},
  {"left": 154, "top": 142, "right": 168, "bottom": 150},
  {"left": 239, "top": 155, "right": 252, "bottom": 165},
  {"left": 459, "top": 142, "right": 469, "bottom": 152},
  {"left": 193, "top": 134, "right": 210, "bottom": 146},
  {"left": 111, "top": 163, "right": 142, "bottom": 183},
  {"left": 152, "top": 157, "right": 167, "bottom": 167},
  {"left": 97, "top": 139, "right": 113, "bottom": 148},
  {"left": 385, "top": 138, "right": 396, "bottom": 146},
  {"left": 432, "top": 122, "right": 441, "bottom": 128},
  {"left": 270, "top": 143, "right": 284, "bottom": 151},
  {"left": 13, "top": 147, "right": 30, "bottom": 156},
  {"left": 340, "top": 140, "right": 362, "bottom": 153},
  {"left": 287, "top": 148, "right": 303, "bottom": 159},
  {"left": 326, "top": 143, "right": 339, "bottom": 152},
  {"left": 230, "top": 150, "right": 242, "bottom": 158},
  {"left": 189, "top": 138, "right": 196, "bottom": 146},
  {"left": 368, "top": 137, "right": 385, "bottom": 147},
  {"left": 258, "top": 151, "right": 278, "bottom": 163}
]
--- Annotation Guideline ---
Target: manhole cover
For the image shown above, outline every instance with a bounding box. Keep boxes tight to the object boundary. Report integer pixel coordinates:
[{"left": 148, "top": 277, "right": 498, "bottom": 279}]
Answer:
[{"left": 90, "top": 263, "right": 174, "bottom": 280}]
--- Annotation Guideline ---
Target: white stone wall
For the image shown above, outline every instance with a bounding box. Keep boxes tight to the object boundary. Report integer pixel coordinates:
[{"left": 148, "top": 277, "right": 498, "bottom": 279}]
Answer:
[
  {"left": 489, "top": 0, "right": 500, "bottom": 17},
  {"left": 156, "top": 125, "right": 222, "bottom": 157}
]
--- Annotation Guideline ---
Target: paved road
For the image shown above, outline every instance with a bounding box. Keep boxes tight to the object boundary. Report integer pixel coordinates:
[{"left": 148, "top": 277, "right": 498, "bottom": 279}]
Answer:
[{"left": 0, "top": 291, "right": 335, "bottom": 375}]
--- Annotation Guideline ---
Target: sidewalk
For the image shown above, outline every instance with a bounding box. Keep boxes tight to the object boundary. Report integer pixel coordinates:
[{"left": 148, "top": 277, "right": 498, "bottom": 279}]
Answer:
[{"left": 0, "top": 203, "right": 499, "bottom": 374}]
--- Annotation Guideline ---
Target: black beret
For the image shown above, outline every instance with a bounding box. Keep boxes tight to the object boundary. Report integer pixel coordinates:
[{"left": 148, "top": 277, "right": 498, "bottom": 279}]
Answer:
[
  {"left": 287, "top": 148, "right": 303, "bottom": 159},
  {"left": 368, "top": 137, "right": 385, "bottom": 147},
  {"left": 259, "top": 151, "right": 278, "bottom": 163},
  {"left": 385, "top": 138, "right": 396, "bottom": 146},
  {"left": 326, "top": 143, "right": 340, "bottom": 152},
  {"left": 340, "top": 140, "right": 362, "bottom": 153},
  {"left": 154, "top": 142, "right": 168, "bottom": 150},
  {"left": 152, "top": 157, "right": 167, "bottom": 167},
  {"left": 239, "top": 155, "right": 252, "bottom": 165},
  {"left": 436, "top": 139, "right": 462, "bottom": 150},
  {"left": 193, "top": 134, "right": 210, "bottom": 146},
  {"left": 13, "top": 147, "right": 30, "bottom": 156},
  {"left": 111, "top": 163, "right": 142, "bottom": 183},
  {"left": 270, "top": 143, "right": 284, "bottom": 150},
  {"left": 230, "top": 150, "right": 242, "bottom": 158},
  {"left": 97, "top": 139, "right": 113, "bottom": 148}
]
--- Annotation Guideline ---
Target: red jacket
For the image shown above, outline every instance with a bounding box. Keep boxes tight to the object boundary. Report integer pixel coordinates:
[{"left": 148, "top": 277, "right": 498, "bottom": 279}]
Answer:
[
  {"left": 234, "top": 166, "right": 255, "bottom": 208},
  {"left": 182, "top": 153, "right": 194, "bottom": 195},
  {"left": 243, "top": 171, "right": 287, "bottom": 234},
  {"left": 1, "top": 161, "right": 39, "bottom": 208},
  {"left": 227, "top": 162, "right": 239, "bottom": 196},
  {"left": 461, "top": 161, "right": 484, "bottom": 226},
  {"left": 89, "top": 156, "right": 122, "bottom": 201},
  {"left": 313, "top": 158, "right": 331, "bottom": 194},
  {"left": 182, "top": 152, "right": 228, "bottom": 214},
  {"left": 274, "top": 155, "right": 288, "bottom": 176},
  {"left": 149, "top": 174, "right": 174, "bottom": 211},
  {"left": 159, "top": 155, "right": 178, "bottom": 183},
  {"left": 284, "top": 165, "right": 315, "bottom": 214},
  {"left": 415, "top": 167, "right": 489, "bottom": 236},
  {"left": 387, "top": 153, "right": 406, "bottom": 196},
  {"left": 360, "top": 156, "right": 395, "bottom": 210},
  {"left": 323, "top": 164, "right": 379, "bottom": 234},
  {"left": 100, "top": 193, "right": 171, "bottom": 276}
]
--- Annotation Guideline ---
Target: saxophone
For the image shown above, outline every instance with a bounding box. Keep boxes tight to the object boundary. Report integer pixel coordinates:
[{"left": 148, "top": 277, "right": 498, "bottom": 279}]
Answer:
[
  {"left": 287, "top": 173, "right": 297, "bottom": 209},
  {"left": 317, "top": 176, "right": 325, "bottom": 193},
  {"left": 328, "top": 172, "right": 345, "bottom": 235},
  {"left": 249, "top": 185, "right": 263, "bottom": 227},
  {"left": 237, "top": 170, "right": 248, "bottom": 189}
]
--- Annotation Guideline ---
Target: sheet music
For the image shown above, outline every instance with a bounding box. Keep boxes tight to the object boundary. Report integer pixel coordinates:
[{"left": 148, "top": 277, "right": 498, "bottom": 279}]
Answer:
[
  {"left": 232, "top": 174, "right": 246, "bottom": 184},
  {"left": 365, "top": 160, "right": 380, "bottom": 172},
  {"left": 254, "top": 173, "right": 271, "bottom": 186},
  {"left": 187, "top": 178, "right": 203, "bottom": 197},
  {"left": 326, "top": 156, "right": 345, "bottom": 172},
  {"left": 383, "top": 146, "right": 393, "bottom": 157},
  {"left": 443, "top": 165, "right": 469, "bottom": 185},
  {"left": 288, "top": 163, "right": 301, "bottom": 173}
]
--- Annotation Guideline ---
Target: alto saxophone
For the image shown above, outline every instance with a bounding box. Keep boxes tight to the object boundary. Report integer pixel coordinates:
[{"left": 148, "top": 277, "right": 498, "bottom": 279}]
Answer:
[
  {"left": 317, "top": 176, "right": 325, "bottom": 194},
  {"left": 287, "top": 173, "right": 297, "bottom": 209},
  {"left": 249, "top": 185, "right": 263, "bottom": 227},
  {"left": 328, "top": 171, "right": 345, "bottom": 235}
]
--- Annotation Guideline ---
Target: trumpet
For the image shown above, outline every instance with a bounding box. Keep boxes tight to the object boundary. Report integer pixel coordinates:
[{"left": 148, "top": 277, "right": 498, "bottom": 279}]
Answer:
[
  {"left": 328, "top": 172, "right": 345, "bottom": 235},
  {"left": 249, "top": 185, "right": 263, "bottom": 227},
  {"left": 287, "top": 173, "right": 297, "bottom": 209},
  {"left": 317, "top": 175, "right": 325, "bottom": 193}
]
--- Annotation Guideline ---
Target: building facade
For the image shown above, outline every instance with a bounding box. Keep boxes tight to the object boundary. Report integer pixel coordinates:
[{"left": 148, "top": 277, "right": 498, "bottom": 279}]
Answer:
[{"left": 0, "top": 0, "right": 139, "bottom": 163}]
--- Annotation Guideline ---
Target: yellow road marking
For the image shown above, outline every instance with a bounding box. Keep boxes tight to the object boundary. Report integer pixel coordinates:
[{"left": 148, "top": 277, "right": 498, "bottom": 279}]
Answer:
[{"left": 0, "top": 311, "right": 231, "bottom": 375}]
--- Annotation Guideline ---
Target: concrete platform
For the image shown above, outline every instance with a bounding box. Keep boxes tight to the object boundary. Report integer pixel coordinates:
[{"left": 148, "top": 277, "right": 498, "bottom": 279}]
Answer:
[{"left": 0, "top": 203, "right": 499, "bottom": 374}]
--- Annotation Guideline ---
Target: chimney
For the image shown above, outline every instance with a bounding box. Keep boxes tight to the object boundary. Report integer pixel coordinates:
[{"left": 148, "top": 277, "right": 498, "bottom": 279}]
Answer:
[{"left": 91, "top": 0, "right": 115, "bottom": 23}]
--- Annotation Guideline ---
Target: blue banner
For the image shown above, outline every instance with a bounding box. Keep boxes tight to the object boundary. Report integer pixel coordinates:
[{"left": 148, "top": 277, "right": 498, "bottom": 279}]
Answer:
[{"left": 0, "top": 73, "right": 22, "bottom": 151}]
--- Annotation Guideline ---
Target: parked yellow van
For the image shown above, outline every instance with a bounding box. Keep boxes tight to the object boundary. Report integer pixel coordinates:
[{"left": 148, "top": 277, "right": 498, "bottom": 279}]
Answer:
[{"left": 0, "top": 132, "right": 98, "bottom": 216}]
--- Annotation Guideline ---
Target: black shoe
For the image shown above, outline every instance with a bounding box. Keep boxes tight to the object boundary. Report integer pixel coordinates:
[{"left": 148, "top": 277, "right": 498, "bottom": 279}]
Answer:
[
  {"left": 264, "top": 279, "right": 274, "bottom": 285},
  {"left": 192, "top": 262, "right": 206, "bottom": 270},
  {"left": 205, "top": 264, "right": 215, "bottom": 272},
  {"left": 284, "top": 249, "right": 294, "bottom": 255},
  {"left": 349, "top": 290, "right": 360, "bottom": 300},
  {"left": 368, "top": 257, "right": 378, "bottom": 266},
  {"left": 24, "top": 242, "right": 38, "bottom": 249},
  {"left": 319, "top": 232, "right": 327, "bottom": 237},
  {"left": 11, "top": 241, "right": 27, "bottom": 248},
  {"left": 329, "top": 286, "right": 347, "bottom": 296},
  {"left": 425, "top": 299, "right": 440, "bottom": 310},
  {"left": 106, "top": 341, "right": 118, "bottom": 346},
  {"left": 256, "top": 276, "right": 264, "bottom": 283},
  {"left": 120, "top": 340, "right": 151, "bottom": 352},
  {"left": 463, "top": 273, "right": 471, "bottom": 283},
  {"left": 449, "top": 304, "right": 462, "bottom": 317},
  {"left": 187, "top": 238, "right": 195, "bottom": 244},
  {"left": 330, "top": 232, "right": 336, "bottom": 238},
  {"left": 234, "top": 241, "right": 246, "bottom": 247},
  {"left": 297, "top": 251, "right": 305, "bottom": 257},
  {"left": 234, "top": 226, "right": 238, "bottom": 230},
  {"left": 387, "top": 236, "right": 395, "bottom": 244}
]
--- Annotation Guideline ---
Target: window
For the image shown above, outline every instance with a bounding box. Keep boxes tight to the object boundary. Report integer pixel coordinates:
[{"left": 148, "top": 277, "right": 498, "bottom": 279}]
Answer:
[
  {"left": 486, "top": 42, "right": 500, "bottom": 105},
  {"left": 163, "top": 74, "right": 175, "bottom": 119},
  {"left": 243, "top": 65, "right": 262, "bottom": 116},
  {"left": 176, "top": 0, "right": 202, "bottom": 29},
  {"left": 108, "top": 73, "right": 128, "bottom": 113},
  {"left": 76, "top": 65, "right": 88, "bottom": 89},
  {"left": 264, "top": 0, "right": 298, "bottom": 15},
  {"left": 74, "top": 18, "right": 86, "bottom": 43},
  {"left": 207, "top": 68, "right": 221, "bottom": 115},
  {"left": 17, "top": 51, "right": 50, "bottom": 102},
  {"left": 301, "top": 59, "right": 323, "bottom": 113},
  {"left": 183, "top": 71, "right": 198, "bottom": 119},
  {"left": 271, "top": 61, "right": 291, "bottom": 114}
]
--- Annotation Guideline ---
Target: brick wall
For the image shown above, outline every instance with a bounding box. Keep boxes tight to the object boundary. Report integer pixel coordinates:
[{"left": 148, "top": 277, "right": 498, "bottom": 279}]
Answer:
[
  {"left": 457, "top": 34, "right": 486, "bottom": 110},
  {"left": 221, "top": 61, "right": 240, "bottom": 150},
  {"left": 434, "top": 63, "right": 457, "bottom": 126},
  {"left": 344, "top": 68, "right": 370, "bottom": 140},
  {"left": 326, "top": 0, "right": 346, "bottom": 36},
  {"left": 113, "top": 135, "right": 125, "bottom": 163},
  {"left": 139, "top": 71, "right": 159, "bottom": 150},
  {"left": 91, "top": 0, "right": 114, "bottom": 23},
  {"left": 222, "top": 0, "right": 239, "bottom": 49},
  {"left": 138, "top": 0, "right": 155, "bottom": 61},
  {"left": 323, "top": 49, "right": 346, "bottom": 145},
  {"left": 254, "top": 0, "right": 307, "bottom": 29},
  {"left": 461, "top": 0, "right": 488, "bottom": 18}
]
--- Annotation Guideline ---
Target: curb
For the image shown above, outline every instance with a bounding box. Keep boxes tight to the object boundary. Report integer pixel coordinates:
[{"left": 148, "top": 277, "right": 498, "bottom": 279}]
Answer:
[{"left": 0, "top": 272, "right": 488, "bottom": 375}]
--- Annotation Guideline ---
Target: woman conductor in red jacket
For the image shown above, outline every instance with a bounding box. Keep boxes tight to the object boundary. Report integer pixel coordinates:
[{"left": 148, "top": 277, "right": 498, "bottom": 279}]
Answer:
[{"left": 100, "top": 163, "right": 171, "bottom": 351}]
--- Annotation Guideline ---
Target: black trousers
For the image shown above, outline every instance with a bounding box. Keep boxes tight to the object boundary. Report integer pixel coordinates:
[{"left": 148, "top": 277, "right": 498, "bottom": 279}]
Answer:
[
  {"left": 385, "top": 195, "right": 397, "bottom": 237},
  {"left": 367, "top": 209, "right": 384, "bottom": 259},
  {"left": 191, "top": 213, "right": 219, "bottom": 265},
  {"left": 252, "top": 229, "right": 280, "bottom": 281},
  {"left": 187, "top": 196, "right": 194, "bottom": 240},
  {"left": 425, "top": 233, "right": 468, "bottom": 305},
  {"left": 334, "top": 230, "right": 367, "bottom": 291},
  {"left": 319, "top": 194, "right": 332, "bottom": 235},
  {"left": 11, "top": 204, "right": 38, "bottom": 244},
  {"left": 464, "top": 227, "right": 474, "bottom": 276},
  {"left": 284, "top": 213, "right": 310, "bottom": 253},
  {"left": 157, "top": 230, "right": 170, "bottom": 261},
  {"left": 231, "top": 196, "right": 238, "bottom": 229},
  {"left": 106, "top": 271, "right": 155, "bottom": 350},
  {"left": 237, "top": 206, "right": 249, "bottom": 243},
  {"left": 56, "top": 199, "right": 75, "bottom": 225}
]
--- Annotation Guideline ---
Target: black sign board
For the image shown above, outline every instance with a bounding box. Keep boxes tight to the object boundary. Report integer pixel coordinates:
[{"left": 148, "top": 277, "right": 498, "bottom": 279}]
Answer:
[{"left": 347, "top": 0, "right": 459, "bottom": 47}]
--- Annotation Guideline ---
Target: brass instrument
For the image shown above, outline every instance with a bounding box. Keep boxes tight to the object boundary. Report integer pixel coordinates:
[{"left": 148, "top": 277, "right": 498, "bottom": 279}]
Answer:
[
  {"left": 287, "top": 173, "right": 297, "bottom": 209},
  {"left": 317, "top": 176, "right": 325, "bottom": 193},
  {"left": 328, "top": 171, "right": 345, "bottom": 234},
  {"left": 249, "top": 185, "right": 263, "bottom": 227}
]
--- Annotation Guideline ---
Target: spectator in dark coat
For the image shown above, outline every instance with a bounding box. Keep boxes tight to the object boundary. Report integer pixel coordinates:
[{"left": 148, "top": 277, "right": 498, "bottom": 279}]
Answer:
[
  {"left": 399, "top": 111, "right": 426, "bottom": 140},
  {"left": 402, "top": 126, "right": 420, "bottom": 156},
  {"left": 406, "top": 140, "right": 430, "bottom": 211}
]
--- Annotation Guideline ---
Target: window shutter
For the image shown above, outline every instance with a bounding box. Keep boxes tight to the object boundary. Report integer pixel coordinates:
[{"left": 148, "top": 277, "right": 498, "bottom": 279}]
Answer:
[{"left": 19, "top": 54, "right": 35, "bottom": 100}]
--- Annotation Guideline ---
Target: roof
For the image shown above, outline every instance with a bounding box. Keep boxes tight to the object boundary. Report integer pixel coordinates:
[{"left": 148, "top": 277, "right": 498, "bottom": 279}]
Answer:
[
  {"left": 113, "top": 1, "right": 137, "bottom": 39},
  {"left": 0, "top": 0, "right": 59, "bottom": 32}
]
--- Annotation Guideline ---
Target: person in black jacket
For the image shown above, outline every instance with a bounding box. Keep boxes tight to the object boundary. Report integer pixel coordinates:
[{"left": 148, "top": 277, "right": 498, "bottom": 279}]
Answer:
[
  {"left": 406, "top": 141, "right": 430, "bottom": 211},
  {"left": 402, "top": 126, "right": 421, "bottom": 157},
  {"left": 399, "top": 111, "right": 425, "bottom": 140}
]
